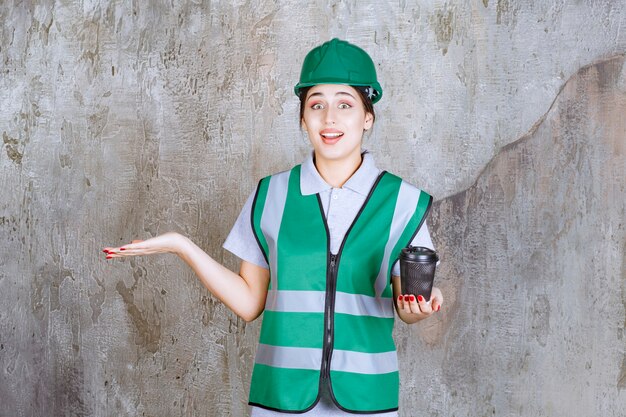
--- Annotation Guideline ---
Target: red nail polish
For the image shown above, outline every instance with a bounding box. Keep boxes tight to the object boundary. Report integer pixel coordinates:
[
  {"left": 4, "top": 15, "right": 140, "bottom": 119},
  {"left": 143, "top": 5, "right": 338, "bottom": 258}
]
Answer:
[
  {"left": 437, "top": 305, "right": 441, "bottom": 312},
  {"left": 106, "top": 255, "right": 112, "bottom": 259},
  {"left": 102, "top": 249, "right": 109, "bottom": 253},
  {"left": 417, "top": 295, "right": 424, "bottom": 302},
  {"left": 409, "top": 295, "right": 415, "bottom": 302},
  {"left": 398, "top": 295, "right": 402, "bottom": 301},
  {"left": 120, "top": 247, "right": 126, "bottom": 251},
  {"left": 404, "top": 295, "right": 409, "bottom": 301}
]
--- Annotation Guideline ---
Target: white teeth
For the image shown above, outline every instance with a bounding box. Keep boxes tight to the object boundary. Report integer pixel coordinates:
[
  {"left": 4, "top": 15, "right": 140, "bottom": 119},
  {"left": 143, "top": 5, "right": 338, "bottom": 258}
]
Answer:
[{"left": 322, "top": 133, "right": 343, "bottom": 138}]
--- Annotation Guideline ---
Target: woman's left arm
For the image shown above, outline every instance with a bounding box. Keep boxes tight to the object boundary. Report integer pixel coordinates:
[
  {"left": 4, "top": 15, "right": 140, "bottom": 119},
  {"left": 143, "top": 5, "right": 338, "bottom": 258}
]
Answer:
[{"left": 391, "top": 275, "right": 443, "bottom": 324}]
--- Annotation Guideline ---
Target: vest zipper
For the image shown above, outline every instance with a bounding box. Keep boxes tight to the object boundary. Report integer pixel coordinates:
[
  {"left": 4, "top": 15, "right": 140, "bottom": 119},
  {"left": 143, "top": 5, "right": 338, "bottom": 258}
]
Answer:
[
  {"left": 322, "top": 253, "right": 338, "bottom": 380},
  {"left": 316, "top": 171, "right": 386, "bottom": 406}
]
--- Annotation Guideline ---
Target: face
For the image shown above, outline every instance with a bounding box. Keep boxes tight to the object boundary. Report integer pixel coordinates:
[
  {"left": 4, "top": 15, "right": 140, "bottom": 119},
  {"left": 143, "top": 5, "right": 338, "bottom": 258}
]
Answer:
[{"left": 301, "top": 84, "right": 374, "bottom": 164}]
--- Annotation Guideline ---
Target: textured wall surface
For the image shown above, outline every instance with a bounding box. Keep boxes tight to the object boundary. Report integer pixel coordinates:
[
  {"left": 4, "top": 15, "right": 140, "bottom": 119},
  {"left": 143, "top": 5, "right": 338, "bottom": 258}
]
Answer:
[
  {"left": 0, "top": 1, "right": 625, "bottom": 416},
  {"left": 426, "top": 56, "right": 626, "bottom": 417}
]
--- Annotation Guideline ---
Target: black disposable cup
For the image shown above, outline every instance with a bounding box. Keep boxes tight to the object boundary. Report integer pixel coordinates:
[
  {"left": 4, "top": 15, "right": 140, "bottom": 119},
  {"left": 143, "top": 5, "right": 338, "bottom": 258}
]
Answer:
[{"left": 399, "top": 246, "right": 438, "bottom": 301}]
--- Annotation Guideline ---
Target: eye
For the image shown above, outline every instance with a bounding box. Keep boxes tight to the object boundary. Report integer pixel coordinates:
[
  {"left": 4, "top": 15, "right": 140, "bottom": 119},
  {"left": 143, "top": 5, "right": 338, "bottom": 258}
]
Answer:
[
  {"left": 310, "top": 103, "right": 324, "bottom": 110},
  {"left": 338, "top": 102, "right": 352, "bottom": 109}
]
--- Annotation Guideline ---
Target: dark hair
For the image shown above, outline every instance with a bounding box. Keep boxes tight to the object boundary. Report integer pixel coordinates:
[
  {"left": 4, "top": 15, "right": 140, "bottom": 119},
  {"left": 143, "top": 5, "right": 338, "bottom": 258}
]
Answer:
[{"left": 298, "top": 85, "right": 376, "bottom": 126}]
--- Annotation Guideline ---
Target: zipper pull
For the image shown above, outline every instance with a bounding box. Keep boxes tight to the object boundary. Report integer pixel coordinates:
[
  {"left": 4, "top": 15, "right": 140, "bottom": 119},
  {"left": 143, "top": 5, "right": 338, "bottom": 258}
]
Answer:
[{"left": 330, "top": 254, "right": 337, "bottom": 268}]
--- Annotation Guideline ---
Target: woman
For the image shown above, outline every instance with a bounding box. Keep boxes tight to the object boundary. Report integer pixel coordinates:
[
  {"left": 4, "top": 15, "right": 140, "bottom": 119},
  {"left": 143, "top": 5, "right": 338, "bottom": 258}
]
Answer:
[{"left": 104, "top": 38, "right": 443, "bottom": 416}]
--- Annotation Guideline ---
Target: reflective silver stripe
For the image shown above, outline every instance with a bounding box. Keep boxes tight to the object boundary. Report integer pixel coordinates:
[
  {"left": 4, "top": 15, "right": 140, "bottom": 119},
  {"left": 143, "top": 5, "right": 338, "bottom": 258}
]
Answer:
[
  {"left": 374, "top": 181, "right": 421, "bottom": 297},
  {"left": 255, "top": 343, "right": 322, "bottom": 370},
  {"left": 330, "top": 349, "right": 398, "bottom": 374},
  {"left": 334, "top": 291, "right": 394, "bottom": 318},
  {"left": 254, "top": 344, "right": 397, "bottom": 375},
  {"left": 261, "top": 170, "right": 291, "bottom": 309},
  {"left": 263, "top": 290, "right": 393, "bottom": 317},
  {"left": 264, "top": 290, "right": 325, "bottom": 312}
]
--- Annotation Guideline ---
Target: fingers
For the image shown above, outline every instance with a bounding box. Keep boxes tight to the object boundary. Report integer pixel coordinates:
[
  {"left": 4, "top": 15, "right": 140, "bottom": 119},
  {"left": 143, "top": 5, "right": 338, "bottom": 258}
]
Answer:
[
  {"left": 102, "top": 234, "right": 178, "bottom": 259},
  {"left": 397, "top": 294, "right": 425, "bottom": 314},
  {"left": 102, "top": 246, "right": 126, "bottom": 259},
  {"left": 102, "top": 240, "right": 149, "bottom": 259},
  {"left": 398, "top": 295, "right": 415, "bottom": 314},
  {"left": 397, "top": 293, "right": 442, "bottom": 316}
]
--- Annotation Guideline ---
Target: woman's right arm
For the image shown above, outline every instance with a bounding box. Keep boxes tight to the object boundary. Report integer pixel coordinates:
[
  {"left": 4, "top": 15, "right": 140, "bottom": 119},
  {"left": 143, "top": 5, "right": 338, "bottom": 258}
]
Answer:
[{"left": 103, "top": 232, "right": 270, "bottom": 323}]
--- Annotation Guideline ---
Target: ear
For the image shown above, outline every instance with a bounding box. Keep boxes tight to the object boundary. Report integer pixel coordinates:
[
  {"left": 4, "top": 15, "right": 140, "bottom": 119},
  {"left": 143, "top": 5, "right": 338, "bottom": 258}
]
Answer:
[
  {"left": 363, "top": 112, "right": 374, "bottom": 131},
  {"left": 301, "top": 118, "right": 308, "bottom": 131}
]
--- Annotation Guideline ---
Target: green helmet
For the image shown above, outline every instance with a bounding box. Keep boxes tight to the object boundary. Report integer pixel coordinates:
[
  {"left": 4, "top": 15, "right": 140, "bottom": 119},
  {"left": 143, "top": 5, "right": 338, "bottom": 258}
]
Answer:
[{"left": 294, "top": 38, "right": 383, "bottom": 103}]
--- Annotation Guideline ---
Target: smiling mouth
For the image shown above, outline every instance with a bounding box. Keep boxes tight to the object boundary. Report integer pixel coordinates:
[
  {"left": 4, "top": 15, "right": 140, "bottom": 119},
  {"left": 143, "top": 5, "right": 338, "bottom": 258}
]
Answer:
[{"left": 321, "top": 132, "right": 343, "bottom": 139}]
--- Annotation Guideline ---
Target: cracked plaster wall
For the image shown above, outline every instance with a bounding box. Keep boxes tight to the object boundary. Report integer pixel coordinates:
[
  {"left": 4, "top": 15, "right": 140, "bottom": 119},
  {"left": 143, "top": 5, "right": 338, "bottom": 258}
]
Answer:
[{"left": 0, "top": 1, "right": 625, "bottom": 416}]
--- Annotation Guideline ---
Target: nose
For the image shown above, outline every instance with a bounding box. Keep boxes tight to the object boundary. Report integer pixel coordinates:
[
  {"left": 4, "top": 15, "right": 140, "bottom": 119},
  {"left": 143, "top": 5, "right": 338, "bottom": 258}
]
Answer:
[{"left": 324, "top": 107, "right": 336, "bottom": 125}]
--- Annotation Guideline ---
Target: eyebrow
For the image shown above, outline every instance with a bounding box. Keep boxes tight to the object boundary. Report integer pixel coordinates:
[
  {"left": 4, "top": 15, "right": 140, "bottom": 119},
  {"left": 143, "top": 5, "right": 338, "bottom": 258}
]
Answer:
[{"left": 307, "top": 91, "right": 356, "bottom": 100}]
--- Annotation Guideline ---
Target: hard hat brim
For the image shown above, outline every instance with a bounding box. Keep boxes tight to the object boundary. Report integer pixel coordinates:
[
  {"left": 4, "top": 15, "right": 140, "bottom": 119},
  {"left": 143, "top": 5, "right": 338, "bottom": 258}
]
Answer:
[{"left": 294, "top": 81, "right": 383, "bottom": 104}]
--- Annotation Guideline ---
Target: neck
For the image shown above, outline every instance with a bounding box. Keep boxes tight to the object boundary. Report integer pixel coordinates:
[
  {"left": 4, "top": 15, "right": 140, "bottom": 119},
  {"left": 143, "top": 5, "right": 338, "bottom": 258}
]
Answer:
[{"left": 314, "top": 151, "right": 363, "bottom": 188}]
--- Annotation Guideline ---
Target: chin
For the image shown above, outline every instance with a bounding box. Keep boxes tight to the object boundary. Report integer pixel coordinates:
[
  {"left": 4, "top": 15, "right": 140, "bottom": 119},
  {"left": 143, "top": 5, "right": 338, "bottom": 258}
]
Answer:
[{"left": 315, "top": 145, "right": 360, "bottom": 163}]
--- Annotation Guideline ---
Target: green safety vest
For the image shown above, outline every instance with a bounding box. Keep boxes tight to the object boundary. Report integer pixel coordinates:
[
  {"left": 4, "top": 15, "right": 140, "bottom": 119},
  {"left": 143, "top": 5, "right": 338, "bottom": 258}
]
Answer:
[{"left": 248, "top": 164, "right": 432, "bottom": 414}]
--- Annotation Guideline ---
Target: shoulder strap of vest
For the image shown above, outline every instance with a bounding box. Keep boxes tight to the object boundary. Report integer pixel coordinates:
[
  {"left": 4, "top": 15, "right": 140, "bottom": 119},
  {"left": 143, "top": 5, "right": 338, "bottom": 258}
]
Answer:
[
  {"left": 250, "top": 174, "right": 273, "bottom": 265},
  {"left": 383, "top": 171, "right": 434, "bottom": 249},
  {"left": 249, "top": 167, "right": 298, "bottom": 265}
]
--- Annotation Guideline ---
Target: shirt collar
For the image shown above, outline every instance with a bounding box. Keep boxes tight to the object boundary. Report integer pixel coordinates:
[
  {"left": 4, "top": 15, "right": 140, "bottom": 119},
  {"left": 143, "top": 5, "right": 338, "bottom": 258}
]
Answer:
[{"left": 300, "top": 150, "right": 381, "bottom": 196}]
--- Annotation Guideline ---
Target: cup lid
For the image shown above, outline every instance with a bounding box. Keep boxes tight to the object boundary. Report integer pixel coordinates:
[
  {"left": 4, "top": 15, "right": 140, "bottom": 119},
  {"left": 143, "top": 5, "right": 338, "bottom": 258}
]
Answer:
[{"left": 400, "top": 246, "right": 439, "bottom": 263}]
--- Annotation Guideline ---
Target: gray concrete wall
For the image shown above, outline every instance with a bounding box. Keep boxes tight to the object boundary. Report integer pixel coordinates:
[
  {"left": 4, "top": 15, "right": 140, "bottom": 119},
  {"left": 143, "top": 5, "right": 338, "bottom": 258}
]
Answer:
[{"left": 0, "top": 1, "right": 624, "bottom": 416}]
